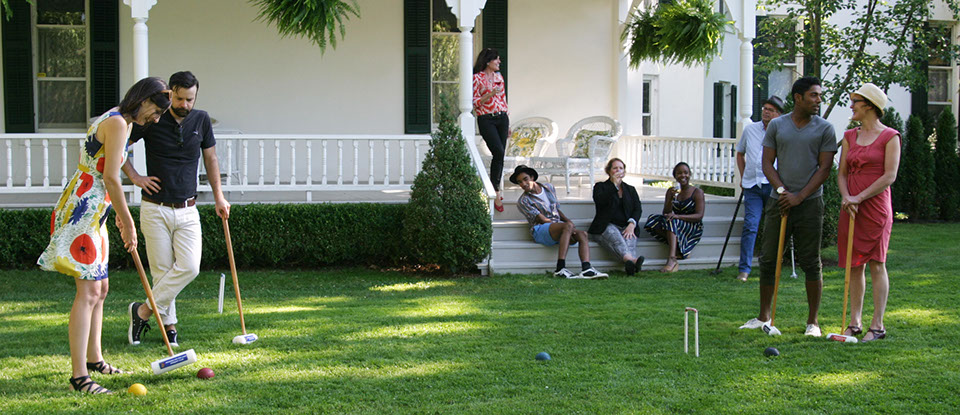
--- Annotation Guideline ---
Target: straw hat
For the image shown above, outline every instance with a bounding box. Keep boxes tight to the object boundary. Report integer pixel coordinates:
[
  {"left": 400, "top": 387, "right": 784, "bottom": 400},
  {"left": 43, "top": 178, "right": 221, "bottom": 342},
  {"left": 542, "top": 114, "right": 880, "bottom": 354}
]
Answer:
[{"left": 853, "top": 83, "right": 887, "bottom": 117}]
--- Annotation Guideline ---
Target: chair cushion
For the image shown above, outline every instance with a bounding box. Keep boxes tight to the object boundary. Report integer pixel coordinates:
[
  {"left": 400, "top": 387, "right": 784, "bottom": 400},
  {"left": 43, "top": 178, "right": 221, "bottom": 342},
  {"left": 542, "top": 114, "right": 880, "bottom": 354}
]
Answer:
[
  {"left": 506, "top": 126, "right": 545, "bottom": 157},
  {"left": 572, "top": 129, "right": 611, "bottom": 158}
]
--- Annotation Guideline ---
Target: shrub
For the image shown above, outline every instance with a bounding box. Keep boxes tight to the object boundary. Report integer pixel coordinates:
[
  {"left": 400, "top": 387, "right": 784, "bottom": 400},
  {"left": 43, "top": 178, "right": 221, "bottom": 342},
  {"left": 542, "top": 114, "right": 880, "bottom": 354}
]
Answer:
[
  {"left": 1, "top": 203, "right": 410, "bottom": 270},
  {"left": 899, "top": 115, "right": 938, "bottom": 220},
  {"left": 403, "top": 115, "right": 492, "bottom": 274},
  {"left": 821, "top": 167, "right": 841, "bottom": 248},
  {"left": 934, "top": 110, "right": 960, "bottom": 221},
  {"left": 880, "top": 108, "right": 907, "bottom": 213}
]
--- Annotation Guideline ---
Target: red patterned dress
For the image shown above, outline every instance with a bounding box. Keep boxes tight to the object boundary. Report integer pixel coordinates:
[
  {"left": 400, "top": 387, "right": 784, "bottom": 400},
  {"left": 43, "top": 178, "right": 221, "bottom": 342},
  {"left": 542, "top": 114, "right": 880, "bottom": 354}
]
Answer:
[
  {"left": 38, "top": 111, "right": 127, "bottom": 280},
  {"left": 838, "top": 127, "right": 899, "bottom": 267}
]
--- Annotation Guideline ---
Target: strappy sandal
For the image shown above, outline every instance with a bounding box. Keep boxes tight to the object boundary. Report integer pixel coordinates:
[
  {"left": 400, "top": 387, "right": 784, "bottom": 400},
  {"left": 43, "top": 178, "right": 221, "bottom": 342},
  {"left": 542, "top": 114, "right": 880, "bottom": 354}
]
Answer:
[
  {"left": 862, "top": 328, "right": 886, "bottom": 342},
  {"left": 69, "top": 375, "right": 113, "bottom": 394},
  {"left": 87, "top": 360, "right": 126, "bottom": 375},
  {"left": 843, "top": 325, "right": 862, "bottom": 336}
]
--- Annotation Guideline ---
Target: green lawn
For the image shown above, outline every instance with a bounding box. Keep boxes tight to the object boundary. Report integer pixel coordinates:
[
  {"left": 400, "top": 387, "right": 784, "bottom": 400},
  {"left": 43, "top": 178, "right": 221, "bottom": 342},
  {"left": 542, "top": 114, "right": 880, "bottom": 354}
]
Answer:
[{"left": 1, "top": 223, "right": 958, "bottom": 414}]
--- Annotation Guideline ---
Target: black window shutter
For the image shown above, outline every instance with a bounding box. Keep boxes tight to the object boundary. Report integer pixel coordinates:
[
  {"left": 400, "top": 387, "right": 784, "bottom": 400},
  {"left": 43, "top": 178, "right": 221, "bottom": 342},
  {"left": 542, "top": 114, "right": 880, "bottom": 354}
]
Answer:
[
  {"left": 1, "top": 0, "right": 35, "bottom": 133},
  {"left": 713, "top": 82, "right": 723, "bottom": 138},
  {"left": 730, "top": 85, "right": 737, "bottom": 138},
  {"left": 404, "top": 0, "right": 430, "bottom": 134},
  {"left": 482, "top": 0, "right": 507, "bottom": 87},
  {"left": 90, "top": 0, "right": 119, "bottom": 117}
]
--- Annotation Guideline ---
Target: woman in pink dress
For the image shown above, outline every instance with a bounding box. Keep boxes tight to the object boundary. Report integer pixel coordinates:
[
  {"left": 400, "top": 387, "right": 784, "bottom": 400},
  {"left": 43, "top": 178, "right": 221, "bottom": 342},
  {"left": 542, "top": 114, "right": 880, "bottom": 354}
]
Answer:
[{"left": 837, "top": 83, "right": 901, "bottom": 342}]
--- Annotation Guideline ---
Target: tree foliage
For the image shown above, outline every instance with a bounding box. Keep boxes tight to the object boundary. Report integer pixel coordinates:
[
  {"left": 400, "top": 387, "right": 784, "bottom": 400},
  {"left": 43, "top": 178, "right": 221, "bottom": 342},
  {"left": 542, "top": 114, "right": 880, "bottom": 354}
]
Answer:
[
  {"left": 250, "top": 0, "right": 360, "bottom": 52},
  {"left": 900, "top": 115, "right": 938, "bottom": 220},
  {"left": 403, "top": 106, "right": 492, "bottom": 274},
  {"left": 621, "top": 0, "right": 731, "bottom": 68},
  {"left": 757, "top": 0, "right": 960, "bottom": 119},
  {"left": 933, "top": 110, "right": 960, "bottom": 220}
]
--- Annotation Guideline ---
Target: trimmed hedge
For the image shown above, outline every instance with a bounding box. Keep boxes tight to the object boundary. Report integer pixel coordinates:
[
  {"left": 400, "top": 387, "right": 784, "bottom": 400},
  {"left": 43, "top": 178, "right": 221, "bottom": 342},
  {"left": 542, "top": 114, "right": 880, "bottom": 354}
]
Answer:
[
  {"left": 1, "top": 203, "right": 410, "bottom": 270},
  {"left": 934, "top": 110, "right": 960, "bottom": 221}
]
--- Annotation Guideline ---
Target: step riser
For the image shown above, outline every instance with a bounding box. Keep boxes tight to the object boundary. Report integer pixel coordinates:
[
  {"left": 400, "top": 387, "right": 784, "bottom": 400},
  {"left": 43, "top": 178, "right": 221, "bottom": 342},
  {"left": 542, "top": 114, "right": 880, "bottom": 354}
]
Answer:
[
  {"left": 489, "top": 239, "right": 749, "bottom": 264},
  {"left": 495, "top": 201, "right": 744, "bottom": 221},
  {"left": 493, "top": 219, "right": 744, "bottom": 241}
]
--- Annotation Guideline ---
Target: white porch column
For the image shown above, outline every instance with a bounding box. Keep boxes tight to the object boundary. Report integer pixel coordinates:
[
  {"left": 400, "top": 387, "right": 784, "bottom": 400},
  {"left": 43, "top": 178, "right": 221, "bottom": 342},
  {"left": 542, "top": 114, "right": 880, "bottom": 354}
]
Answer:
[
  {"left": 617, "top": 0, "right": 645, "bottom": 137},
  {"left": 733, "top": 0, "right": 756, "bottom": 198},
  {"left": 446, "top": 0, "right": 487, "bottom": 137},
  {"left": 123, "top": 0, "right": 156, "bottom": 81},
  {"left": 123, "top": 0, "right": 157, "bottom": 204}
]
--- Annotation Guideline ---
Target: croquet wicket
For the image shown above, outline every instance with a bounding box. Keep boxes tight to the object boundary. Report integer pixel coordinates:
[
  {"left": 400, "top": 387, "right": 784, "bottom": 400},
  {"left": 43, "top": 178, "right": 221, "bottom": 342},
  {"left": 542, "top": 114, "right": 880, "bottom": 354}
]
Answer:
[{"left": 684, "top": 307, "right": 699, "bottom": 357}]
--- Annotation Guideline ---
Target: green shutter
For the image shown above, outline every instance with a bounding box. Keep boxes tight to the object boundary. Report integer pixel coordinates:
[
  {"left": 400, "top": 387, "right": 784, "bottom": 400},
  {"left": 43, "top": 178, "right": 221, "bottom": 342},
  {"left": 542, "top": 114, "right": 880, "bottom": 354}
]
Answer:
[
  {"left": 404, "top": 0, "right": 430, "bottom": 134},
  {"left": 713, "top": 82, "right": 723, "bottom": 138},
  {"left": 729, "top": 84, "right": 737, "bottom": 138},
  {"left": 482, "top": 0, "right": 507, "bottom": 86},
  {"left": 1, "top": 0, "right": 35, "bottom": 133},
  {"left": 90, "top": 0, "right": 119, "bottom": 116}
]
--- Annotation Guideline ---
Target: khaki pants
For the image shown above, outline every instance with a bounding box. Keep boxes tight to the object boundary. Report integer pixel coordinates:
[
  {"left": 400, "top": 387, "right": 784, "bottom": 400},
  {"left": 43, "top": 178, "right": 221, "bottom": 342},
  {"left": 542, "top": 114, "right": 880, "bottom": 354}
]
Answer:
[{"left": 140, "top": 202, "right": 202, "bottom": 325}]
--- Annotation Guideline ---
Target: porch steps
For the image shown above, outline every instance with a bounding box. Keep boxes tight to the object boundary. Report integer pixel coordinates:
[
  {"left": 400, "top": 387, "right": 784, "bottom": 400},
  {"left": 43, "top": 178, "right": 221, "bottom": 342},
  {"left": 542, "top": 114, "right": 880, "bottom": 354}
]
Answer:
[{"left": 478, "top": 194, "right": 745, "bottom": 276}]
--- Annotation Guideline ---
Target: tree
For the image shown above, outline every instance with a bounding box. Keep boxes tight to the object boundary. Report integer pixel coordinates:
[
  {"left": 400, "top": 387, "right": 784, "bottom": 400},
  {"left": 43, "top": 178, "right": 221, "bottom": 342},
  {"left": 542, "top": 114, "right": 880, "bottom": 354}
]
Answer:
[
  {"left": 934, "top": 110, "right": 960, "bottom": 221},
  {"left": 250, "top": 0, "right": 360, "bottom": 52},
  {"left": 756, "top": 0, "right": 960, "bottom": 119},
  {"left": 900, "top": 115, "right": 937, "bottom": 220}
]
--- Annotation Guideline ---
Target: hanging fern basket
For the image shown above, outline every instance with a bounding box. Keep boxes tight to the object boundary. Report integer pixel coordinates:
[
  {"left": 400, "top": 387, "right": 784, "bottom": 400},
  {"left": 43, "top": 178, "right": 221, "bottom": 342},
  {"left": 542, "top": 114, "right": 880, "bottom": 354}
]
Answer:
[
  {"left": 250, "top": 0, "right": 360, "bottom": 52},
  {"left": 622, "top": 0, "right": 731, "bottom": 68}
]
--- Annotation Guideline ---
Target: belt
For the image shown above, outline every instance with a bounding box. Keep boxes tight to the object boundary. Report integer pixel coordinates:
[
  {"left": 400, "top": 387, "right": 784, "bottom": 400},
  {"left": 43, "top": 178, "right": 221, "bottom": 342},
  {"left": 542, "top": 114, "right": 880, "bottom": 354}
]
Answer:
[
  {"left": 478, "top": 111, "right": 507, "bottom": 118},
  {"left": 143, "top": 196, "right": 196, "bottom": 209}
]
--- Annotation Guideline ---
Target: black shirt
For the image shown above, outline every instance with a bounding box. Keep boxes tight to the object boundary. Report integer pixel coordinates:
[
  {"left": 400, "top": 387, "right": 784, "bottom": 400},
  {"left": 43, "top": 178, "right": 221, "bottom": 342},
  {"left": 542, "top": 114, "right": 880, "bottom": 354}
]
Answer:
[{"left": 129, "top": 109, "right": 215, "bottom": 203}]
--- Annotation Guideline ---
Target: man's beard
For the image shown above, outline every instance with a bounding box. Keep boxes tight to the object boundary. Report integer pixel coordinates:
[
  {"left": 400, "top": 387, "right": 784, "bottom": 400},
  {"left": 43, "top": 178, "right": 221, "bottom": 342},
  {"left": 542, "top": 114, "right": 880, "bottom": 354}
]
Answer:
[{"left": 172, "top": 107, "right": 191, "bottom": 117}]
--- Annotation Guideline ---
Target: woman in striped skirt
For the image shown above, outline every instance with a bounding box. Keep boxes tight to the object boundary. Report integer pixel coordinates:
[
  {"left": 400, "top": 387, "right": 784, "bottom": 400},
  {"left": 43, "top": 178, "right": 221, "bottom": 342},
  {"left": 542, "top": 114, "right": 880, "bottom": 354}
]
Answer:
[{"left": 644, "top": 162, "right": 704, "bottom": 272}]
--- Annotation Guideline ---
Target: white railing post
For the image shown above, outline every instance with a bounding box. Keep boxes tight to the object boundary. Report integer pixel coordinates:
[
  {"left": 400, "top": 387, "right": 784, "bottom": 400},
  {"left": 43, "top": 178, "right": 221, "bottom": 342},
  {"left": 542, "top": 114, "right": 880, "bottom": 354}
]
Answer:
[
  {"left": 274, "top": 140, "right": 280, "bottom": 186},
  {"left": 61, "top": 139, "right": 68, "bottom": 186},
  {"left": 258, "top": 140, "right": 265, "bottom": 185},
  {"left": 290, "top": 140, "right": 296, "bottom": 185},
  {"left": 368, "top": 140, "right": 375, "bottom": 185},
  {"left": 399, "top": 141, "right": 406, "bottom": 185}
]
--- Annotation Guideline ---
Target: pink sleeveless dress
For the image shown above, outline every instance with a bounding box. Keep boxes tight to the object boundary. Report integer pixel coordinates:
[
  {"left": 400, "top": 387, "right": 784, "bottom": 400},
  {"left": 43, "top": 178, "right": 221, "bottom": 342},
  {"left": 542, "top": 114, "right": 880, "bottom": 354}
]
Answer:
[{"left": 837, "top": 127, "right": 899, "bottom": 267}]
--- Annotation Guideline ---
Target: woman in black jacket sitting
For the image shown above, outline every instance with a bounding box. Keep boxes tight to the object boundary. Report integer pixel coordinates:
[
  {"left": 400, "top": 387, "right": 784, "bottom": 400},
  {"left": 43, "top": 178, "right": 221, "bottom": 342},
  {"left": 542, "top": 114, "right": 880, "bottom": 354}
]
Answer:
[{"left": 589, "top": 158, "right": 645, "bottom": 275}]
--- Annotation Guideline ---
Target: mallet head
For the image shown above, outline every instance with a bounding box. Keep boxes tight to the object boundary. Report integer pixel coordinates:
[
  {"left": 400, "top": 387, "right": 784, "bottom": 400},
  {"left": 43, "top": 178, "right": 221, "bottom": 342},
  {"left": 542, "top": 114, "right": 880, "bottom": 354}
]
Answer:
[
  {"left": 762, "top": 323, "right": 782, "bottom": 336},
  {"left": 826, "top": 333, "right": 859, "bottom": 343},
  {"left": 151, "top": 349, "right": 197, "bottom": 374},
  {"left": 233, "top": 333, "right": 258, "bottom": 344}
]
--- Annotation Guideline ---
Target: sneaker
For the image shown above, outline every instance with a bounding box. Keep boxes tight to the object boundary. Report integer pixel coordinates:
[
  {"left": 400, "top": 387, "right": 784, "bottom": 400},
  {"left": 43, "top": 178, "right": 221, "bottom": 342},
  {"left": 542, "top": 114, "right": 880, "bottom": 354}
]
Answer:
[
  {"left": 165, "top": 329, "right": 179, "bottom": 348},
  {"left": 575, "top": 267, "right": 608, "bottom": 280},
  {"left": 128, "top": 302, "right": 151, "bottom": 345},
  {"left": 739, "top": 318, "right": 769, "bottom": 329},
  {"left": 805, "top": 324, "right": 822, "bottom": 337},
  {"left": 737, "top": 272, "right": 749, "bottom": 282},
  {"left": 553, "top": 268, "right": 575, "bottom": 278}
]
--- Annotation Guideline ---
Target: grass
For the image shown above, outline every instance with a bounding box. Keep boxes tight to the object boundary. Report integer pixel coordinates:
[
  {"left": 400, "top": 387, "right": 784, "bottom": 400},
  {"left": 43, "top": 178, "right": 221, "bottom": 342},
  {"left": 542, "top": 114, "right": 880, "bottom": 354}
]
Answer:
[{"left": 2, "top": 222, "right": 959, "bottom": 414}]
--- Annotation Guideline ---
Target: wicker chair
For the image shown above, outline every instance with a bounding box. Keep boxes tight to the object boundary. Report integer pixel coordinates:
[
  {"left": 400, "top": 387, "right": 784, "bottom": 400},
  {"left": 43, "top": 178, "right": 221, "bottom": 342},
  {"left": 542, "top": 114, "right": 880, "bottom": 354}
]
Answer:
[
  {"left": 479, "top": 116, "right": 559, "bottom": 186},
  {"left": 530, "top": 116, "right": 623, "bottom": 193}
]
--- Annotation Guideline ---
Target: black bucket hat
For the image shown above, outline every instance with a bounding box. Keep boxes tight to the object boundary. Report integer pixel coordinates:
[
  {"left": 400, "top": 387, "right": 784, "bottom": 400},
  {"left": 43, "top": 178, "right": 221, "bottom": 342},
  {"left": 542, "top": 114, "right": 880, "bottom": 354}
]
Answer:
[{"left": 509, "top": 165, "right": 539, "bottom": 184}]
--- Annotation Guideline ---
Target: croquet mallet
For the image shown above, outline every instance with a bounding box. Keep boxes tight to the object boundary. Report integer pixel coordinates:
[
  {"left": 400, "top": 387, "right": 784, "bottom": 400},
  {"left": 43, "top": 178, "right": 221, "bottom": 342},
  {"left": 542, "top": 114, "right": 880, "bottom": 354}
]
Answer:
[
  {"left": 761, "top": 213, "right": 788, "bottom": 336},
  {"left": 131, "top": 249, "right": 198, "bottom": 374},
  {"left": 223, "top": 216, "right": 258, "bottom": 344},
  {"left": 827, "top": 215, "right": 859, "bottom": 343}
]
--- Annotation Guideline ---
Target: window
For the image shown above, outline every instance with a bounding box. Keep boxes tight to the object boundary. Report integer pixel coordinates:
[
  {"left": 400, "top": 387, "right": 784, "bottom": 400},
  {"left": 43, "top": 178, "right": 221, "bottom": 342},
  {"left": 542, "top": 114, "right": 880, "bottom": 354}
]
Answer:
[
  {"left": 431, "top": 0, "right": 465, "bottom": 126},
  {"left": 927, "top": 25, "right": 952, "bottom": 123},
  {"left": 642, "top": 78, "right": 655, "bottom": 135},
  {"left": 34, "top": 0, "right": 89, "bottom": 131}
]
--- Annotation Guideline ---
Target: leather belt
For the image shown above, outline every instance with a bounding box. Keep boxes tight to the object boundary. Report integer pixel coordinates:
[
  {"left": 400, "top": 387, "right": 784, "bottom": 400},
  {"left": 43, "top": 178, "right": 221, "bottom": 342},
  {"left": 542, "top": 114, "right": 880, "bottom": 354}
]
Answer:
[
  {"left": 143, "top": 196, "right": 196, "bottom": 209},
  {"left": 478, "top": 111, "right": 507, "bottom": 118}
]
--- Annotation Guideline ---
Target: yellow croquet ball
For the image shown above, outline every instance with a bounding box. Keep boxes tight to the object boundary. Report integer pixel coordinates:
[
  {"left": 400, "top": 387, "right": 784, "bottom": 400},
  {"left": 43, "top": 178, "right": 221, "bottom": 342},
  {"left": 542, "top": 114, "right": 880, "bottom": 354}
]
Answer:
[{"left": 128, "top": 383, "right": 147, "bottom": 396}]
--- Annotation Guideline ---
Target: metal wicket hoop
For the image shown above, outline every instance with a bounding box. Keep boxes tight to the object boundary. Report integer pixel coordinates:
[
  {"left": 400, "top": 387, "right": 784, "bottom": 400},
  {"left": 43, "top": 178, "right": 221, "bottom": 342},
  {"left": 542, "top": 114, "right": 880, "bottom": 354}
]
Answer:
[{"left": 684, "top": 307, "right": 699, "bottom": 357}]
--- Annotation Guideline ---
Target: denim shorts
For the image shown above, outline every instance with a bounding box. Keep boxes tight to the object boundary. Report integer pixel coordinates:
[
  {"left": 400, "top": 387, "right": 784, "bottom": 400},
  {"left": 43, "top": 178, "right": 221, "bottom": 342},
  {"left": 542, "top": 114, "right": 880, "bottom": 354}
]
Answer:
[{"left": 532, "top": 223, "right": 558, "bottom": 246}]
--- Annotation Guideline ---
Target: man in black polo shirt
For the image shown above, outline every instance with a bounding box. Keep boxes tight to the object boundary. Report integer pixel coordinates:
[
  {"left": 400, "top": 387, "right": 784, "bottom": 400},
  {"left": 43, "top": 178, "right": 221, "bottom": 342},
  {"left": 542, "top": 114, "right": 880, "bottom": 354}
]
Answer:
[{"left": 122, "top": 71, "right": 230, "bottom": 347}]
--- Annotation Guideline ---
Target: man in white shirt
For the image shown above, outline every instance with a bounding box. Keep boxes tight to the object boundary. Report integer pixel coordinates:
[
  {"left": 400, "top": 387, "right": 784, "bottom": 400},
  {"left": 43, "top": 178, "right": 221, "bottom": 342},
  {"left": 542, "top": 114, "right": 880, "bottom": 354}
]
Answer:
[{"left": 734, "top": 95, "right": 783, "bottom": 282}]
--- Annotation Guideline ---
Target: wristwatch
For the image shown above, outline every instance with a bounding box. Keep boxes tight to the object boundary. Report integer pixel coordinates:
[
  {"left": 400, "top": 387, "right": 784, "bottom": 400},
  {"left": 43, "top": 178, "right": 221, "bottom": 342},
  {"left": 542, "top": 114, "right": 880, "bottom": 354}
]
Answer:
[{"left": 776, "top": 186, "right": 786, "bottom": 195}]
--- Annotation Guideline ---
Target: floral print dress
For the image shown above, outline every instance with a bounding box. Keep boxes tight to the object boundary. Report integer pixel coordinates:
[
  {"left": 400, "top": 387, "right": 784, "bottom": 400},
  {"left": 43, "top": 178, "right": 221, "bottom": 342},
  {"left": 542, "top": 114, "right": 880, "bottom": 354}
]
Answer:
[{"left": 38, "top": 111, "right": 127, "bottom": 280}]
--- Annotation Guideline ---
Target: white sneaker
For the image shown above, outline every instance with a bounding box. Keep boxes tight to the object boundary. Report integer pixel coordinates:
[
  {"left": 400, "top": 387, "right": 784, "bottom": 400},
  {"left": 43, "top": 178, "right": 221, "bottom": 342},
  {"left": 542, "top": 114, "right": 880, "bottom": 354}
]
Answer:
[
  {"left": 739, "top": 318, "right": 769, "bottom": 329},
  {"left": 574, "top": 268, "right": 608, "bottom": 279},
  {"left": 805, "top": 324, "right": 822, "bottom": 337},
  {"left": 553, "top": 268, "right": 575, "bottom": 278}
]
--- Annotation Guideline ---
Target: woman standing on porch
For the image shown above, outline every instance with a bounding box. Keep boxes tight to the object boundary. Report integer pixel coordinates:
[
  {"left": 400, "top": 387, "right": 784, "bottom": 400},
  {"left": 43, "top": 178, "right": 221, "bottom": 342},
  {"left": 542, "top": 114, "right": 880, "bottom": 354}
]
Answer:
[
  {"left": 473, "top": 48, "right": 509, "bottom": 212},
  {"left": 644, "top": 162, "right": 704, "bottom": 273},
  {"left": 37, "top": 77, "right": 171, "bottom": 394}
]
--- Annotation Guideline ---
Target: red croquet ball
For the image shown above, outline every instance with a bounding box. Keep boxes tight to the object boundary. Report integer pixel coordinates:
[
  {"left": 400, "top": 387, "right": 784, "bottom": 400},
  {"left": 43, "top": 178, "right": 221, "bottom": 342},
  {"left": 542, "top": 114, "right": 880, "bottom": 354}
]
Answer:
[{"left": 197, "top": 368, "right": 215, "bottom": 379}]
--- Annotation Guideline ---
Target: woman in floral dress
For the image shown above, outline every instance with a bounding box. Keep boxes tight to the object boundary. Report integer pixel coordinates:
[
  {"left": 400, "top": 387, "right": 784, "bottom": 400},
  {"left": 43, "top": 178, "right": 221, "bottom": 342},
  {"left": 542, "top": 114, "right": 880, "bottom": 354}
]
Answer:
[{"left": 38, "top": 77, "right": 170, "bottom": 394}]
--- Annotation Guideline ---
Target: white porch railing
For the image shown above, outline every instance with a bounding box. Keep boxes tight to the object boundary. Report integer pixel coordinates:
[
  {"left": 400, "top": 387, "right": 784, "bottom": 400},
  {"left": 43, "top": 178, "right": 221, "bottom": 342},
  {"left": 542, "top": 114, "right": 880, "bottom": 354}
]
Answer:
[
  {"left": 613, "top": 135, "right": 739, "bottom": 189},
  {"left": 0, "top": 133, "right": 434, "bottom": 204}
]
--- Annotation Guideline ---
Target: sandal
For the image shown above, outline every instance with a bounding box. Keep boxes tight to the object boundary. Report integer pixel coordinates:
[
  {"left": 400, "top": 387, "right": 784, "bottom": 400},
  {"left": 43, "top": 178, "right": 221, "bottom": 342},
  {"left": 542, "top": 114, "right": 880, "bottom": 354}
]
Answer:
[
  {"left": 843, "top": 325, "right": 862, "bottom": 336},
  {"left": 660, "top": 258, "right": 678, "bottom": 273},
  {"left": 87, "top": 360, "right": 126, "bottom": 375},
  {"left": 69, "top": 375, "right": 112, "bottom": 394},
  {"left": 862, "top": 328, "right": 886, "bottom": 342},
  {"left": 494, "top": 196, "right": 504, "bottom": 213}
]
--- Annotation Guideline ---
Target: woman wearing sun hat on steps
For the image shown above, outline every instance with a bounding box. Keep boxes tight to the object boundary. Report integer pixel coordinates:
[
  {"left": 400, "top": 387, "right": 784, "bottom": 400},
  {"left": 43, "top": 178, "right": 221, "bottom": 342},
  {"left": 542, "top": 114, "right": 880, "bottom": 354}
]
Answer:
[{"left": 837, "top": 83, "right": 901, "bottom": 343}]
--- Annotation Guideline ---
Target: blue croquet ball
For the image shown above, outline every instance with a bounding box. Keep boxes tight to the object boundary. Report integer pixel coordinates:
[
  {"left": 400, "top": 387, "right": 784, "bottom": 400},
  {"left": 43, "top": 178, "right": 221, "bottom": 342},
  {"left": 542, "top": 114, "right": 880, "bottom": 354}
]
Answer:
[
  {"left": 764, "top": 347, "right": 780, "bottom": 357},
  {"left": 535, "top": 352, "right": 551, "bottom": 361}
]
